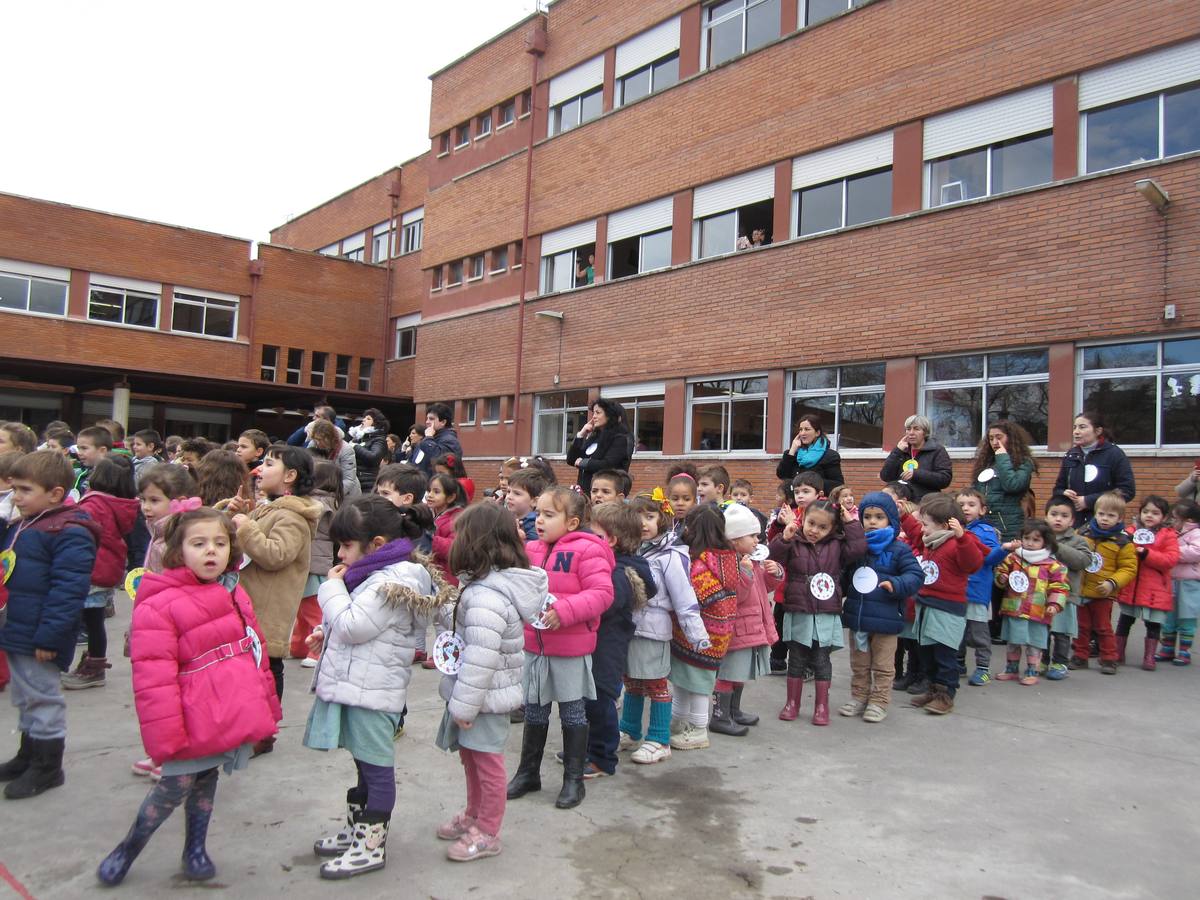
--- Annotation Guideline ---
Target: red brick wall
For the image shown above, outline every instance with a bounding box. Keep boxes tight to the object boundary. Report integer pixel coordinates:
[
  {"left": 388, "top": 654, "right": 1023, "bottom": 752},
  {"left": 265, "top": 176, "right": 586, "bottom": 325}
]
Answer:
[{"left": 269, "top": 168, "right": 401, "bottom": 251}]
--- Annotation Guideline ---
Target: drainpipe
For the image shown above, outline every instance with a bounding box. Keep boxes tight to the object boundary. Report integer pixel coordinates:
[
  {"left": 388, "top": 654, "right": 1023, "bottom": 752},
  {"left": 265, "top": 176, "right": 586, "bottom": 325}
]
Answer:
[
  {"left": 247, "top": 255, "right": 264, "bottom": 380},
  {"left": 384, "top": 171, "right": 402, "bottom": 396},
  {"left": 512, "top": 16, "right": 546, "bottom": 455}
]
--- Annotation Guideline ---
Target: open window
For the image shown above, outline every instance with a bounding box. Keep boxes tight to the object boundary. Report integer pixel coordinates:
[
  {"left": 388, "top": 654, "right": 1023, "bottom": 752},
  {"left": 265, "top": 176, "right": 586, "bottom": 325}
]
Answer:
[
  {"left": 607, "top": 197, "right": 674, "bottom": 279},
  {"left": 693, "top": 167, "right": 775, "bottom": 259},
  {"left": 616, "top": 17, "right": 681, "bottom": 107},
  {"left": 540, "top": 221, "right": 597, "bottom": 293},
  {"left": 548, "top": 56, "right": 604, "bottom": 137}
]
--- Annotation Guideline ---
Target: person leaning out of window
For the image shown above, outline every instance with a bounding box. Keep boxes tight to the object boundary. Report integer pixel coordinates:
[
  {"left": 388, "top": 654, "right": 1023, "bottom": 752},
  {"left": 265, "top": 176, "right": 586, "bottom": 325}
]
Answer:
[
  {"left": 775, "top": 413, "right": 844, "bottom": 497},
  {"left": 878, "top": 415, "right": 953, "bottom": 500}
]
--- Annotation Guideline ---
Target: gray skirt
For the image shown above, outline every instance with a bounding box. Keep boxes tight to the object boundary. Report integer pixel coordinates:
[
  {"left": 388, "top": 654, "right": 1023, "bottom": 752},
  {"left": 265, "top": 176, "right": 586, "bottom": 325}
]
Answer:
[
  {"left": 626, "top": 636, "right": 671, "bottom": 680},
  {"left": 161, "top": 743, "right": 252, "bottom": 777},
  {"left": 522, "top": 651, "right": 596, "bottom": 706},
  {"left": 435, "top": 707, "right": 510, "bottom": 754},
  {"left": 669, "top": 654, "right": 718, "bottom": 695},
  {"left": 717, "top": 645, "right": 771, "bottom": 682}
]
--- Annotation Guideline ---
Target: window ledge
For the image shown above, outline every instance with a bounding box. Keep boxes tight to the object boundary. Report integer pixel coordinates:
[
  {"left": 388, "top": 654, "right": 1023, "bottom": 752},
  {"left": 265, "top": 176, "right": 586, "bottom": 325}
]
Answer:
[
  {"left": 476, "top": 132, "right": 491, "bottom": 141},
  {"left": 0, "top": 306, "right": 68, "bottom": 322},
  {"left": 481, "top": 419, "right": 501, "bottom": 426},
  {"left": 497, "top": 120, "right": 515, "bottom": 131},
  {"left": 466, "top": 275, "right": 483, "bottom": 283},
  {"left": 446, "top": 281, "right": 463, "bottom": 289},
  {"left": 454, "top": 142, "right": 470, "bottom": 151},
  {"left": 489, "top": 268, "right": 508, "bottom": 276},
  {"left": 82, "top": 317, "right": 161, "bottom": 333},
  {"left": 437, "top": 151, "right": 450, "bottom": 159},
  {"left": 168, "top": 329, "right": 242, "bottom": 344}
]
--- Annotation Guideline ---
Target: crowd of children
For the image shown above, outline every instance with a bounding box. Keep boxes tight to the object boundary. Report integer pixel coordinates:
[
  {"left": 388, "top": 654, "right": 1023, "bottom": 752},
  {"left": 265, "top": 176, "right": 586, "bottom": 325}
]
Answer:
[{"left": 0, "top": 414, "right": 1198, "bottom": 887}]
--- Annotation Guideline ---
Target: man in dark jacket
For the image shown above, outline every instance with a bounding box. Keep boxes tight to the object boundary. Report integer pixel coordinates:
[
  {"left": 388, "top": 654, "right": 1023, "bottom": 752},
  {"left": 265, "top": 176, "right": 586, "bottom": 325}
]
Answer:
[
  {"left": 285, "top": 404, "right": 348, "bottom": 447},
  {"left": 879, "top": 415, "right": 953, "bottom": 499},
  {"left": 407, "top": 402, "right": 462, "bottom": 477}
]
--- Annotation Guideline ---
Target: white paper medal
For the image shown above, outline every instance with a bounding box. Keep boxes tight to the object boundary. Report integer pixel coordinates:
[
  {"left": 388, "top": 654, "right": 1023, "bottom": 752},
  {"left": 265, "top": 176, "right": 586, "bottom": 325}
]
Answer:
[
  {"left": 432, "top": 631, "right": 466, "bottom": 675},
  {"left": 584, "top": 442, "right": 599, "bottom": 456},
  {"left": 1084, "top": 464, "right": 1099, "bottom": 483},
  {"left": 239, "top": 553, "right": 252, "bottom": 570},
  {"left": 750, "top": 544, "right": 770, "bottom": 562},
  {"left": 1132, "top": 528, "right": 1155, "bottom": 546},
  {"left": 921, "top": 559, "right": 940, "bottom": 585},
  {"left": 977, "top": 468, "right": 995, "bottom": 483},
  {"left": 809, "top": 573, "right": 836, "bottom": 601},
  {"left": 1086, "top": 552, "right": 1104, "bottom": 574},
  {"left": 246, "top": 626, "right": 263, "bottom": 668},
  {"left": 852, "top": 567, "right": 879, "bottom": 594},
  {"left": 531, "top": 594, "right": 557, "bottom": 630},
  {"left": 1008, "top": 570, "right": 1030, "bottom": 593}
]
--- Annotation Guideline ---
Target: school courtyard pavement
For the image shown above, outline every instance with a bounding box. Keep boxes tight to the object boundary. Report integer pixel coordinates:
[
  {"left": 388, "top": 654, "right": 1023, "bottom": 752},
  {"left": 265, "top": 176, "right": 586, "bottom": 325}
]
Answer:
[{"left": 1, "top": 596, "right": 1196, "bottom": 900}]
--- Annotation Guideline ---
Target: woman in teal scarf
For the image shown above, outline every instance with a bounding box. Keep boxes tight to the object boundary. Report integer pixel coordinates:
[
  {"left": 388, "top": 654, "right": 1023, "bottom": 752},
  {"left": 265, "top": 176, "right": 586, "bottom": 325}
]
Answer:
[{"left": 775, "top": 414, "right": 844, "bottom": 496}]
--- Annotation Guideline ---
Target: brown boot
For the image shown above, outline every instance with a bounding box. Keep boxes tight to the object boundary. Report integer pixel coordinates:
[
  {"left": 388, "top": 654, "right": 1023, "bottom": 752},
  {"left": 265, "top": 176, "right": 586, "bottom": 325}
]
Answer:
[
  {"left": 925, "top": 685, "right": 955, "bottom": 715},
  {"left": 61, "top": 656, "right": 110, "bottom": 690},
  {"left": 909, "top": 682, "right": 938, "bottom": 708}
]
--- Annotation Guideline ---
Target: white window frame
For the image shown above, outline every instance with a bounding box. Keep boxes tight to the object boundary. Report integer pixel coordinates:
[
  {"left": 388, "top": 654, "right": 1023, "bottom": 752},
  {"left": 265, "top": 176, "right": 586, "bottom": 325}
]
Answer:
[
  {"left": 87, "top": 275, "right": 161, "bottom": 330},
  {"left": 498, "top": 100, "right": 516, "bottom": 129},
  {"left": 430, "top": 267, "right": 443, "bottom": 291},
  {"left": 358, "top": 358, "right": 374, "bottom": 392},
  {"left": 924, "top": 131, "right": 1053, "bottom": 209},
  {"left": 0, "top": 259, "right": 69, "bottom": 318},
  {"left": 454, "top": 123, "right": 470, "bottom": 149},
  {"left": 341, "top": 232, "right": 366, "bottom": 262},
  {"left": 468, "top": 255, "right": 485, "bottom": 281},
  {"left": 793, "top": 167, "right": 893, "bottom": 237},
  {"left": 481, "top": 396, "right": 502, "bottom": 425},
  {"left": 285, "top": 348, "right": 304, "bottom": 385},
  {"left": 310, "top": 351, "right": 328, "bottom": 388},
  {"left": 462, "top": 399, "right": 478, "bottom": 426},
  {"left": 702, "top": 0, "right": 779, "bottom": 71},
  {"left": 800, "top": 0, "right": 866, "bottom": 28},
  {"left": 371, "top": 220, "right": 394, "bottom": 262},
  {"left": 335, "top": 354, "right": 351, "bottom": 390},
  {"left": 600, "top": 383, "right": 666, "bottom": 454},
  {"left": 1080, "top": 83, "right": 1200, "bottom": 175},
  {"left": 686, "top": 374, "right": 769, "bottom": 454},
  {"left": 447, "top": 260, "right": 464, "bottom": 287},
  {"left": 608, "top": 227, "right": 673, "bottom": 279},
  {"left": 532, "top": 390, "right": 591, "bottom": 456},
  {"left": 260, "top": 345, "right": 278, "bottom": 382},
  {"left": 318, "top": 243, "right": 339, "bottom": 256},
  {"left": 784, "top": 364, "right": 886, "bottom": 455},
  {"left": 550, "top": 87, "right": 603, "bottom": 137},
  {"left": 477, "top": 112, "right": 492, "bottom": 138},
  {"left": 393, "top": 313, "right": 419, "bottom": 360},
  {"left": 617, "top": 52, "right": 681, "bottom": 107},
  {"left": 919, "top": 348, "right": 1051, "bottom": 451},
  {"left": 401, "top": 208, "right": 424, "bottom": 255},
  {"left": 490, "top": 246, "right": 509, "bottom": 274},
  {"left": 171, "top": 289, "right": 239, "bottom": 341},
  {"left": 1075, "top": 334, "right": 1200, "bottom": 449}
]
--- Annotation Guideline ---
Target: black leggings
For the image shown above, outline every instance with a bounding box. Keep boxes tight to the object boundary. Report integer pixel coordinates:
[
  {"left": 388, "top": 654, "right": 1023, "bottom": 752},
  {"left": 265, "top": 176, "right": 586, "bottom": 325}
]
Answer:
[
  {"left": 268, "top": 656, "right": 284, "bottom": 700},
  {"left": 1116, "top": 614, "right": 1162, "bottom": 639},
  {"left": 82, "top": 607, "right": 107, "bottom": 658},
  {"left": 787, "top": 641, "right": 832, "bottom": 681}
]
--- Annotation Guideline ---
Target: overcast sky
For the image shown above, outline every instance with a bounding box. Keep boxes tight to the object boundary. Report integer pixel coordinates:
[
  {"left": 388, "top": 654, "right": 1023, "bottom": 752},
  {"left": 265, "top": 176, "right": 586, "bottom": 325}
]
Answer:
[{"left": 2, "top": 0, "right": 537, "bottom": 243}]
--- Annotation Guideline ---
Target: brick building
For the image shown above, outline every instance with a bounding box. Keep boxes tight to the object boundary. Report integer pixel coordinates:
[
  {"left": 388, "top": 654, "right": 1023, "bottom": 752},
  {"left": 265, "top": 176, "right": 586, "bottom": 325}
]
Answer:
[{"left": 4, "top": 0, "right": 1198, "bottom": 505}]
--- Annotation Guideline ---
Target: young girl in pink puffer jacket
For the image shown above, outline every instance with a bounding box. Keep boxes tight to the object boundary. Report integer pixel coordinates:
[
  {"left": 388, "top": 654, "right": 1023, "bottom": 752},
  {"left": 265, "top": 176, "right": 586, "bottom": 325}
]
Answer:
[{"left": 98, "top": 508, "right": 280, "bottom": 887}]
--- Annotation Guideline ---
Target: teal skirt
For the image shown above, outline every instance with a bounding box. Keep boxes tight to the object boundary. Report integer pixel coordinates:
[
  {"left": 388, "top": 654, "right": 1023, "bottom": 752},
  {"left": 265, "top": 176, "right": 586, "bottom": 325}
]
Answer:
[
  {"left": 1001, "top": 617, "right": 1050, "bottom": 650},
  {"left": 303, "top": 698, "right": 400, "bottom": 768},
  {"left": 1175, "top": 579, "right": 1200, "bottom": 619},
  {"left": 669, "top": 655, "right": 718, "bottom": 695},
  {"left": 626, "top": 636, "right": 671, "bottom": 680},
  {"left": 162, "top": 744, "right": 252, "bottom": 777},
  {"left": 435, "top": 707, "right": 509, "bottom": 754},
  {"left": 1050, "top": 602, "right": 1078, "bottom": 637},
  {"left": 782, "top": 612, "right": 844, "bottom": 649},
  {"left": 717, "top": 646, "right": 771, "bottom": 682},
  {"left": 914, "top": 604, "right": 966, "bottom": 650},
  {"left": 522, "top": 652, "right": 595, "bottom": 706},
  {"left": 1118, "top": 603, "right": 1168, "bottom": 625}
]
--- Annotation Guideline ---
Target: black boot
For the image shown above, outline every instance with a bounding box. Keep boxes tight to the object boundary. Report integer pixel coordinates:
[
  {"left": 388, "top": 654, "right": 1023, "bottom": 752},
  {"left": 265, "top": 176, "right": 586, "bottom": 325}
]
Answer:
[
  {"left": 4, "top": 737, "right": 65, "bottom": 800},
  {"left": 555, "top": 725, "right": 588, "bottom": 809},
  {"left": 0, "top": 732, "right": 32, "bottom": 781},
  {"left": 97, "top": 826, "right": 153, "bottom": 886},
  {"left": 182, "top": 770, "right": 218, "bottom": 881},
  {"left": 709, "top": 691, "right": 749, "bottom": 736},
  {"left": 729, "top": 685, "right": 758, "bottom": 726},
  {"left": 506, "top": 723, "right": 548, "bottom": 799}
]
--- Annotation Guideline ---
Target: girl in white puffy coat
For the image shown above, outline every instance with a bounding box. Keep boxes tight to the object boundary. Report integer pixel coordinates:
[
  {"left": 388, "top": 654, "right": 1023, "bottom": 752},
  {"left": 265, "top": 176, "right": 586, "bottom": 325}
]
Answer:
[
  {"left": 302, "top": 496, "right": 448, "bottom": 880},
  {"left": 434, "top": 504, "right": 548, "bottom": 862}
]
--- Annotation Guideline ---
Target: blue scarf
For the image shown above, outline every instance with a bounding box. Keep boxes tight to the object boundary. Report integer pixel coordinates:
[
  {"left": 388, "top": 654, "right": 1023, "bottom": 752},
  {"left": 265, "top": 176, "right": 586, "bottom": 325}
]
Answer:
[
  {"left": 864, "top": 526, "right": 896, "bottom": 569},
  {"left": 343, "top": 537, "right": 415, "bottom": 593},
  {"left": 1085, "top": 519, "right": 1124, "bottom": 540},
  {"left": 794, "top": 436, "right": 828, "bottom": 470}
]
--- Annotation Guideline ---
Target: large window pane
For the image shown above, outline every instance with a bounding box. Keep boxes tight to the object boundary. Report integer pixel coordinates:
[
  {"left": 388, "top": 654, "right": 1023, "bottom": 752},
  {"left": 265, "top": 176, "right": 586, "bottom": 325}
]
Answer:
[
  {"left": 580, "top": 90, "right": 603, "bottom": 124},
  {"left": 652, "top": 55, "right": 679, "bottom": 92},
  {"left": 1164, "top": 338, "right": 1200, "bottom": 367},
  {"left": 927, "top": 354, "right": 984, "bottom": 382},
  {"left": 926, "top": 387, "right": 982, "bottom": 448},
  {"left": 0, "top": 274, "right": 29, "bottom": 310},
  {"left": 88, "top": 289, "right": 122, "bottom": 323},
  {"left": 845, "top": 169, "right": 892, "bottom": 226},
  {"left": 988, "top": 382, "right": 1049, "bottom": 445},
  {"left": 1162, "top": 371, "right": 1200, "bottom": 444},
  {"left": 699, "top": 211, "right": 736, "bottom": 257},
  {"left": 799, "top": 181, "right": 842, "bottom": 236},
  {"left": 929, "top": 148, "right": 987, "bottom": 206},
  {"left": 1082, "top": 376, "right": 1156, "bottom": 444},
  {"left": 206, "top": 305, "right": 236, "bottom": 338},
  {"left": 692, "top": 403, "right": 728, "bottom": 451},
  {"left": 634, "top": 405, "right": 664, "bottom": 451},
  {"left": 806, "top": 0, "right": 847, "bottom": 25},
  {"left": 173, "top": 302, "right": 204, "bottom": 334},
  {"left": 1164, "top": 84, "right": 1200, "bottom": 157},
  {"left": 621, "top": 67, "right": 651, "bottom": 105},
  {"left": 791, "top": 367, "right": 837, "bottom": 390},
  {"left": 640, "top": 229, "right": 672, "bottom": 272},
  {"left": 988, "top": 349, "right": 1048, "bottom": 377},
  {"left": 841, "top": 362, "right": 885, "bottom": 387},
  {"left": 732, "top": 376, "right": 768, "bottom": 395},
  {"left": 536, "top": 414, "right": 565, "bottom": 455},
  {"left": 692, "top": 380, "right": 730, "bottom": 398},
  {"left": 555, "top": 99, "right": 580, "bottom": 134},
  {"left": 991, "top": 132, "right": 1052, "bottom": 193},
  {"left": 839, "top": 391, "right": 885, "bottom": 449},
  {"left": 1082, "top": 342, "right": 1157, "bottom": 371},
  {"left": 730, "top": 398, "right": 766, "bottom": 450},
  {"left": 707, "top": 16, "right": 743, "bottom": 67},
  {"left": 1085, "top": 95, "right": 1159, "bottom": 173},
  {"left": 28, "top": 280, "right": 66, "bottom": 315},
  {"left": 745, "top": 0, "right": 781, "bottom": 53},
  {"left": 609, "top": 236, "right": 639, "bottom": 280},
  {"left": 790, "top": 395, "right": 835, "bottom": 435}
]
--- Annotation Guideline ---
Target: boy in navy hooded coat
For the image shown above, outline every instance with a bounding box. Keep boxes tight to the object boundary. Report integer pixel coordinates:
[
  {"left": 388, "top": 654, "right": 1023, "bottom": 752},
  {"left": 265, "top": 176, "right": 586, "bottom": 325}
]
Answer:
[{"left": 840, "top": 492, "right": 924, "bottom": 723}]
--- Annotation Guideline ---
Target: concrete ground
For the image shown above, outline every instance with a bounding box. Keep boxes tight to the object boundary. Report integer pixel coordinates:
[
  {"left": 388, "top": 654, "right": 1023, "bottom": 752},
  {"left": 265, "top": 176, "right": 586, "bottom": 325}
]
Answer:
[{"left": 1, "top": 596, "right": 1197, "bottom": 900}]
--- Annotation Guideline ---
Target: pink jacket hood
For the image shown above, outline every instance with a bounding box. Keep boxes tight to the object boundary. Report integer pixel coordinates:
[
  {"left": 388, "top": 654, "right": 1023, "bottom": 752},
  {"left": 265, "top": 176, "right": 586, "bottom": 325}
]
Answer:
[{"left": 524, "top": 528, "right": 615, "bottom": 657}]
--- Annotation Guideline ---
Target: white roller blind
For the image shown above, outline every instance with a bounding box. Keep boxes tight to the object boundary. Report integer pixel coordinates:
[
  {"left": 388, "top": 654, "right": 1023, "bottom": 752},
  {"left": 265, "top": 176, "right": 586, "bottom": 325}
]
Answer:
[
  {"left": 923, "top": 85, "right": 1053, "bottom": 160},
  {"left": 692, "top": 166, "right": 775, "bottom": 219},
  {"left": 541, "top": 220, "right": 596, "bottom": 257},
  {"left": 342, "top": 232, "right": 366, "bottom": 252},
  {"left": 616, "top": 16, "right": 680, "bottom": 77},
  {"left": 0, "top": 257, "right": 69, "bottom": 282},
  {"left": 90, "top": 273, "right": 160, "bottom": 294},
  {"left": 607, "top": 197, "right": 674, "bottom": 243},
  {"left": 394, "top": 312, "right": 420, "bottom": 329},
  {"left": 1079, "top": 39, "right": 1200, "bottom": 110},
  {"left": 548, "top": 55, "right": 604, "bottom": 106},
  {"left": 792, "top": 132, "right": 893, "bottom": 190},
  {"left": 601, "top": 380, "right": 666, "bottom": 398},
  {"left": 401, "top": 206, "right": 424, "bottom": 225}
]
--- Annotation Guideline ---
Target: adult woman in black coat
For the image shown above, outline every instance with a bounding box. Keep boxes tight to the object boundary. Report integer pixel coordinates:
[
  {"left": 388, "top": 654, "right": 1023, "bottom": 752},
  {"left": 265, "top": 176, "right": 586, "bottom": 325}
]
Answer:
[
  {"left": 776, "top": 413, "right": 844, "bottom": 496},
  {"left": 566, "top": 398, "right": 633, "bottom": 494},
  {"left": 351, "top": 407, "right": 390, "bottom": 492},
  {"left": 1053, "top": 410, "right": 1136, "bottom": 527},
  {"left": 878, "top": 414, "right": 953, "bottom": 500}
]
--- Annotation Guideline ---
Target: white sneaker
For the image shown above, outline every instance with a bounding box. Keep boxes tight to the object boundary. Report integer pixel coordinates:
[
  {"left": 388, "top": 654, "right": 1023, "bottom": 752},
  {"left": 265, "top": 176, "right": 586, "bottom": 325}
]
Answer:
[
  {"left": 300, "top": 657, "right": 318, "bottom": 668},
  {"left": 618, "top": 731, "right": 639, "bottom": 751},
  {"left": 668, "top": 723, "right": 709, "bottom": 751},
  {"left": 839, "top": 699, "right": 867, "bottom": 717},
  {"left": 631, "top": 741, "right": 671, "bottom": 764},
  {"left": 669, "top": 717, "right": 686, "bottom": 736},
  {"left": 863, "top": 703, "right": 888, "bottom": 723}
]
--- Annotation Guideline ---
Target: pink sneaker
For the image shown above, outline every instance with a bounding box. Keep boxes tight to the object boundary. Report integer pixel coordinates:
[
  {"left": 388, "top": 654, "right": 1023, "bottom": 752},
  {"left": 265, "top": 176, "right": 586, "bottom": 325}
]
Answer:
[
  {"left": 436, "top": 812, "right": 476, "bottom": 841},
  {"left": 447, "top": 826, "right": 502, "bottom": 862}
]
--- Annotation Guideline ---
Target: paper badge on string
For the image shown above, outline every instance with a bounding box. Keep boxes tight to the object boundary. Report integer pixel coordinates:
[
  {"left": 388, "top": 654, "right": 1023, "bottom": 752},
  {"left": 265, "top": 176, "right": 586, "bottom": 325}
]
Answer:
[
  {"left": 921, "top": 559, "right": 940, "bottom": 585},
  {"left": 584, "top": 443, "right": 599, "bottom": 456},
  {"left": 1086, "top": 552, "right": 1104, "bottom": 574},
  {"left": 1083, "top": 464, "right": 1099, "bottom": 483},
  {"left": 977, "top": 468, "right": 995, "bottom": 483},
  {"left": 0, "top": 549, "right": 15, "bottom": 585},
  {"left": 750, "top": 544, "right": 770, "bottom": 562},
  {"left": 902, "top": 459, "right": 919, "bottom": 474},
  {"left": 1008, "top": 570, "right": 1030, "bottom": 593},
  {"left": 1132, "top": 528, "right": 1155, "bottom": 546},
  {"left": 810, "top": 573, "right": 836, "bottom": 601},
  {"left": 124, "top": 566, "right": 146, "bottom": 599},
  {"left": 531, "top": 593, "right": 557, "bottom": 630},
  {"left": 432, "top": 631, "right": 466, "bottom": 675},
  {"left": 246, "top": 626, "right": 263, "bottom": 668},
  {"left": 851, "top": 567, "right": 879, "bottom": 594}
]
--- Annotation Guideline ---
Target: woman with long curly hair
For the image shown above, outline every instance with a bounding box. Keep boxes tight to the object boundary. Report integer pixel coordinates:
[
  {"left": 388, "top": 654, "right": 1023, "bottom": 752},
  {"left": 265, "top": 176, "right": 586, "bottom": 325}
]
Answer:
[{"left": 969, "top": 420, "right": 1038, "bottom": 542}]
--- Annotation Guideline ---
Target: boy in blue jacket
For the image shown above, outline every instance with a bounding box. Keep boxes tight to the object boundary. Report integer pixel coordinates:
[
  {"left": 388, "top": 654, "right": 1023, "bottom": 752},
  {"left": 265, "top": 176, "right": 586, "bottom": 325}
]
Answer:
[
  {"left": 840, "top": 492, "right": 924, "bottom": 723},
  {"left": 0, "top": 451, "right": 99, "bottom": 799},
  {"left": 955, "top": 489, "right": 1009, "bottom": 685}
]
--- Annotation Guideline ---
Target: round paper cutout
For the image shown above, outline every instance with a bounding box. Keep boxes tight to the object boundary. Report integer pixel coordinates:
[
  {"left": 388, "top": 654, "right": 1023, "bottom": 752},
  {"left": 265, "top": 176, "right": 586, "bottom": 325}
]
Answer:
[
  {"left": 531, "top": 593, "right": 557, "bottom": 630},
  {"left": 977, "top": 467, "right": 995, "bottom": 483},
  {"left": 852, "top": 567, "right": 879, "bottom": 594},
  {"left": 1132, "top": 528, "right": 1155, "bottom": 546},
  {"left": 810, "top": 572, "right": 836, "bottom": 601},
  {"left": 0, "top": 549, "right": 16, "bottom": 585},
  {"left": 750, "top": 544, "right": 770, "bottom": 562},
  {"left": 432, "top": 630, "right": 466, "bottom": 675},
  {"left": 921, "top": 559, "right": 940, "bottom": 585},
  {"left": 1008, "top": 570, "right": 1030, "bottom": 593},
  {"left": 584, "top": 442, "right": 599, "bottom": 456},
  {"left": 1083, "top": 464, "right": 1099, "bottom": 483},
  {"left": 1086, "top": 552, "right": 1104, "bottom": 574},
  {"left": 124, "top": 566, "right": 146, "bottom": 598},
  {"left": 902, "top": 459, "right": 919, "bottom": 474}
]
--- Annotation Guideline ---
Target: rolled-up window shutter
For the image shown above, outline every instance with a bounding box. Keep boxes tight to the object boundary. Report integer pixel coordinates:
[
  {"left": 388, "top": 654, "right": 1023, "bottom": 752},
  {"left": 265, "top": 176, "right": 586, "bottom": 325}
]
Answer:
[
  {"left": 692, "top": 167, "right": 775, "bottom": 219},
  {"left": 924, "top": 85, "right": 1053, "bottom": 160}
]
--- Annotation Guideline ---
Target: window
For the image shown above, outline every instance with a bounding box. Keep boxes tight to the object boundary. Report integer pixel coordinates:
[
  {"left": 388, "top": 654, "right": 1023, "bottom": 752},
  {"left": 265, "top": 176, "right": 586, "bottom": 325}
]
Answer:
[
  {"left": 921, "top": 349, "right": 1049, "bottom": 448},
  {"left": 372, "top": 221, "right": 394, "bottom": 262},
  {"left": 541, "top": 243, "right": 595, "bottom": 294},
  {"left": 469, "top": 255, "right": 484, "bottom": 280},
  {"left": 454, "top": 123, "right": 470, "bottom": 148},
  {"left": 1084, "top": 83, "right": 1200, "bottom": 174},
  {"left": 340, "top": 232, "right": 365, "bottom": 262},
  {"left": 400, "top": 208, "right": 423, "bottom": 255},
  {"left": 704, "top": 0, "right": 780, "bottom": 69},
  {"left": 311, "top": 351, "right": 327, "bottom": 388},
  {"left": 787, "top": 364, "right": 885, "bottom": 450},
  {"left": 0, "top": 263, "right": 68, "bottom": 317},
  {"left": 490, "top": 245, "right": 509, "bottom": 273},
  {"left": 688, "top": 376, "right": 768, "bottom": 452},
  {"left": 260, "top": 345, "right": 278, "bottom": 382},
  {"left": 550, "top": 87, "right": 602, "bottom": 136},
  {"left": 482, "top": 396, "right": 502, "bottom": 424},
  {"left": 286, "top": 348, "right": 303, "bottom": 385},
  {"left": 609, "top": 229, "right": 672, "bottom": 279},
  {"left": 477, "top": 113, "right": 492, "bottom": 137},
  {"left": 802, "top": 0, "right": 867, "bottom": 27},
  {"left": 796, "top": 168, "right": 891, "bottom": 236},
  {"left": 431, "top": 267, "right": 443, "bottom": 291},
  {"left": 394, "top": 315, "right": 418, "bottom": 359},
  {"left": 602, "top": 391, "right": 665, "bottom": 452},
  {"left": 513, "top": 239, "right": 523, "bottom": 269},
  {"left": 462, "top": 400, "right": 477, "bottom": 425},
  {"left": 520, "top": 91, "right": 532, "bottom": 117},
  {"left": 171, "top": 290, "right": 238, "bottom": 339},
  {"left": 1079, "top": 337, "right": 1200, "bottom": 446},
  {"left": 438, "top": 133, "right": 450, "bottom": 155},
  {"left": 928, "top": 131, "right": 1052, "bottom": 207},
  {"left": 499, "top": 100, "right": 516, "bottom": 128},
  {"left": 358, "top": 359, "right": 374, "bottom": 392},
  {"left": 88, "top": 283, "right": 159, "bottom": 329},
  {"left": 318, "top": 243, "right": 339, "bottom": 256},
  {"left": 533, "top": 390, "right": 590, "bottom": 455},
  {"left": 618, "top": 53, "right": 680, "bottom": 106},
  {"left": 695, "top": 199, "right": 773, "bottom": 259},
  {"left": 447, "top": 260, "right": 464, "bottom": 286},
  {"left": 335, "top": 354, "right": 351, "bottom": 390}
]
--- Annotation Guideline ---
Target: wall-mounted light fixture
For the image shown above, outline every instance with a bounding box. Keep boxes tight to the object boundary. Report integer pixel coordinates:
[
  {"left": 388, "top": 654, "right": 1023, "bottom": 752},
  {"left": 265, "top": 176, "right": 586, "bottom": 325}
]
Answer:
[{"left": 1134, "top": 178, "right": 1170, "bottom": 213}]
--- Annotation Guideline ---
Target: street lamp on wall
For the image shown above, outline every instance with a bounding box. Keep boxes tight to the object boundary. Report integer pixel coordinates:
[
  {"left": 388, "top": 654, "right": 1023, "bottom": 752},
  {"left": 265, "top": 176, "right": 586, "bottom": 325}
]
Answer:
[
  {"left": 1134, "top": 178, "right": 1170, "bottom": 213},
  {"left": 536, "top": 310, "right": 565, "bottom": 385}
]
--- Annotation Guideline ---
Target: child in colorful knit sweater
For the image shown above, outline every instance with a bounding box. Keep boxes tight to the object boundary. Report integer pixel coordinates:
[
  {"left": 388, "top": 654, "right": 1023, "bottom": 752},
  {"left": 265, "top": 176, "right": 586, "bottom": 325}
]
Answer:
[{"left": 993, "top": 519, "right": 1070, "bottom": 686}]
